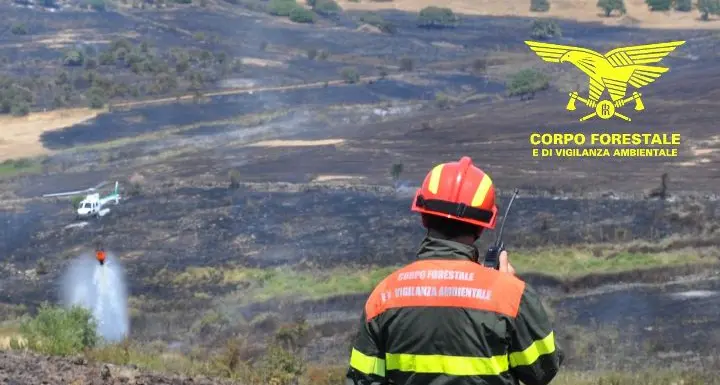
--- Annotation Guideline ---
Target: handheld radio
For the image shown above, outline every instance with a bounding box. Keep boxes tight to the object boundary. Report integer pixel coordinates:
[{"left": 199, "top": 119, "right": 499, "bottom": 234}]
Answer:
[{"left": 483, "top": 188, "right": 519, "bottom": 269}]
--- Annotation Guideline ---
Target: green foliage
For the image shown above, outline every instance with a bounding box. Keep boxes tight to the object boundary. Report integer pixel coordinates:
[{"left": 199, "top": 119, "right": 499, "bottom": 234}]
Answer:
[
  {"left": 598, "top": 0, "right": 626, "bottom": 16},
  {"left": 359, "top": 12, "right": 396, "bottom": 33},
  {"left": 675, "top": 0, "right": 692, "bottom": 11},
  {"left": 645, "top": 0, "right": 672, "bottom": 11},
  {"left": 63, "top": 49, "right": 85, "bottom": 67},
  {"left": 417, "top": 6, "right": 458, "bottom": 28},
  {"left": 530, "top": 0, "right": 550, "bottom": 12},
  {"left": 14, "top": 303, "right": 98, "bottom": 356},
  {"left": 11, "top": 23, "right": 28, "bottom": 35},
  {"left": 0, "top": 76, "right": 34, "bottom": 116},
  {"left": 86, "top": 87, "right": 107, "bottom": 109},
  {"left": 698, "top": 0, "right": 720, "bottom": 19},
  {"left": 340, "top": 67, "right": 360, "bottom": 83},
  {"left": 506, "top": 69, "right": 550, "bottom": 100},
  {"left": 71, "top": 195, "right": 85, "bottom": 209},
  {"left": 0, "top": 158, "right": 41, "bottom": 178},
  {"left": 289, "top": 7, "right": 316, "bottom": 23},
  {"left": 267, "top": 0, "right": 300, "bottom": 16},
  {"left": 313, "top": 0, "right": 340, "bottom": 15},
  {"left": 530, "top": 19, "right": 562, "bottom": 40}
]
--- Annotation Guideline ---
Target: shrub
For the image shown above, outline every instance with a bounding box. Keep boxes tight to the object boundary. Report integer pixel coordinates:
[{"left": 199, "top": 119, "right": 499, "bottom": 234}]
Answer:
[
  {"left": 417, "top": 6, "right": 458, "bottom": 28},
  {"left": 675, "top": 0, "right": 692, "bottom": 11},
  {"left": 11, "top": 23, "right": 28, "bottom": 35},
  {"left": 359, "top": 12, "right": 396, "bottom": 33},
  {"left": 530, "top": 19, "right": 562, "bottom": 40},
  {"left": 506, "top": 69, "right": 550, "bottom": 100},
  {"left": 530, "top": 0, "right": 550, "bottom": 12},
  {"left": 645, "top": 0, "right": 672, "bottom": 11},
  {"left": 13, "top": 303, "right": 98, "bottom": 356},
  {"left": 267, "top": 0, "right": 300, "bottom": 16},
  {"left": 289, "top": 7, "right": 316, "bottom": 23},
  {"left": 314, "top": 0, "right": 340, "bottom": 15},
  {"left": 698, "top": 0, "right": 720, "bottom": 19},
  {"left": 597, "top": 0, "right": 626, "bottom": 16},
  {"left": 340, "top": 67, "right": 360, "bottom": 83}
]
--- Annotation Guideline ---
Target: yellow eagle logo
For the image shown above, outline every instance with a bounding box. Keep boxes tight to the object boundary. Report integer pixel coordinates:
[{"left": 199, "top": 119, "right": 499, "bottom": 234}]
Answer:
[{"left": 525, "top": 40, "right": 685, "bottom": 122}]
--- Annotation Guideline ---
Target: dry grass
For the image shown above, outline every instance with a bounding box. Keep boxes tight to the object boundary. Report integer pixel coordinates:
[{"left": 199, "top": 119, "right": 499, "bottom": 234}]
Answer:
[
  {"left": 338, "top": 0, "right": 720, "bottom": 29},
  {"left": 0, "top": 108, "right": 105, "bottom": 162}
]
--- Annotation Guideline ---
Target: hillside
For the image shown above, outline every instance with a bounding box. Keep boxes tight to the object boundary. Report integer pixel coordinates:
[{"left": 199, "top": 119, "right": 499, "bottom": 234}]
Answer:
[
  {"left": 1, "top": 0, "right": 719, "bottom": 383},
  {"left": 340, "top": 0, "right": 720, "bottom": 29}
]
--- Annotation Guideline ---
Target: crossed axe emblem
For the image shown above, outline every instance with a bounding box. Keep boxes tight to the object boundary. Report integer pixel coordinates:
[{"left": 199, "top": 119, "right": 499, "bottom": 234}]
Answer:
[{"left": 566, "top": 91, "right": 645, "bottom": 122}]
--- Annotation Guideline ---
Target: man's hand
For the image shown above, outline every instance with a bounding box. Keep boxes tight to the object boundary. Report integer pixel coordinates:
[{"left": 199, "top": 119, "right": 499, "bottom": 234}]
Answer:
[{"left": 499, "top": 250, "right": 515, "bottom": 275}]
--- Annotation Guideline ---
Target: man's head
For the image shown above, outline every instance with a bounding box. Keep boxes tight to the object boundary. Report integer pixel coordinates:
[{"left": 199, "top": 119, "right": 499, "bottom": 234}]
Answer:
[{"left": 411, "top": 156, "right": 498, "bottom": 244}]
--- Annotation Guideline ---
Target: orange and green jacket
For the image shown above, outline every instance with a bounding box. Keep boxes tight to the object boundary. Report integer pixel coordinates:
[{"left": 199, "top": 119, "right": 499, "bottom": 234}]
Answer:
[{"left": 346, "top": 236, "right": 564, "bottom": 385}]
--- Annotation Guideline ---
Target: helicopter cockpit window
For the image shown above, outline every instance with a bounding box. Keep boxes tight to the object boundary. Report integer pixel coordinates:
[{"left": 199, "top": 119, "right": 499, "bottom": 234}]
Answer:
[{"left": 82, "top": 203, "right": 92, "bottom": 208}]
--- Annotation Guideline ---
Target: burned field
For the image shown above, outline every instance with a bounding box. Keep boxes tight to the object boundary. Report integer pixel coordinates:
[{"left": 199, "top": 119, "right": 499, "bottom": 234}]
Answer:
[{"left": 1, "top": 0, "right": 720, "bottom": 377}]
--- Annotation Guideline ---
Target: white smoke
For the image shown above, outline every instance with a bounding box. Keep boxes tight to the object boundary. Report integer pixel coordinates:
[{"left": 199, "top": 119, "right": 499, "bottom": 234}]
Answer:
[{"left": 60, "top": 251, "right": 130, "bottom": 343}]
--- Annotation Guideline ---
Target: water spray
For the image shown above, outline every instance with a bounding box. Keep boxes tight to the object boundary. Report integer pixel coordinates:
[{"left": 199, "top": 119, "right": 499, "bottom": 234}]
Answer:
[{"left": 60, "top": 250, "right": 130, "bottom": 343}]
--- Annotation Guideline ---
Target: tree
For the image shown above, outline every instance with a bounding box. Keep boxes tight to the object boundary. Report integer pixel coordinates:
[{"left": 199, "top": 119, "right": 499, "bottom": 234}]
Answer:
[
  {"left": 675, "top": 0, "right": 692, "bottom": 11},
  {"left": 645, "top": 0, "right": 672, "bottom": 11},
  {"left": 417, "top": 6, "right": 458, "bottom": 28},
  {"left": 313, "top": 0, "right": 340, "bottom": 16},
  {"left": 530, "top": 0, "right": 550, "bottom": 12},
  {"left": 507, "top": 69, "right": 550, "bottom": 100},
  {"left": 597, "top": 0, "right": 626, "bottom": 16},
  {"left": 530, "top": 19, "right": 562, "bottom": 40},
  {"left": 289, "top": 7, "right": 315, "bottom": 23},
  {"left": 698, "top": 0, "right": 720, "bottom": 20}
]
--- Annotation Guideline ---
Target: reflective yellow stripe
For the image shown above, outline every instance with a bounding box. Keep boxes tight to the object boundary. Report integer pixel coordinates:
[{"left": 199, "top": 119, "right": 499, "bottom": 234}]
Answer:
[
  {"left": 471, "top": 174, "right": 493, "bottom": 207},
  {"left": 386, "top": 352, "right": 509, "bottom": 376},
  {"left": 427, "top": 164, "right": 444, "bottom": 194},
  {"left": 509, "top": 331, "right": 556, "bottom": 367},
  {"left": 350, "top": 348, "right": 386, "bottom": 376}
]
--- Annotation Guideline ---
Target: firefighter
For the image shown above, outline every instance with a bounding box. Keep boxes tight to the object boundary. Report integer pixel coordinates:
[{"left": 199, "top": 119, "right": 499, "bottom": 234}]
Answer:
[
  {"left": 346, "top": 156, "right": 563, "bottom": 385},
  {"left": 95, "top": 244, "right": 106, "bottom": 266}
]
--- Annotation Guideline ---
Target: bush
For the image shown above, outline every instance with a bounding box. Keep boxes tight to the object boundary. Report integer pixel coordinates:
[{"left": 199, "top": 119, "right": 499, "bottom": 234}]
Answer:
[
  {"left": 340, "top": 67, "right": 360, "bottom": 83},
  {"left": 13, "top": 303, "right": 98, "bottom": 356},
  {"left": 530, "top": 0, "right": 550, "bottom": 12},
  {"left": 359, "top": 12, "right": 396, "bottom": 33},
  {"left": 675, "top": 0, "right": 692, "bottom": 11},
  {"left": 530, "top": 19, "right": 562, "bottom": 40},
  {"left": 267, "top": 0, "right": 300, "bottom": 16},
  {"left": 63, "top": 50, "right": 85, "bottom": 66},
  {"left": 698, "top": 0, "right": 720, "bottom": 19},
  {"left": 417, "top": 6, "right": 458, "bottom": 28},
  {"left": 645, "top": 0, "right": 672, "bottom": 11},
  {"left": 11, "top": 23, "right": 28, "bottom": 35},
  {"left": 598, "top": 0, "right": 626, "bottom": 16},
  {"left": 289, "top": 7, "right": 316, "bottom": 23},
  {"left": 507, "top": 69, "right": 550, "bottom": 100},
  {"left": 314, "top": 0, "right": 340, "bottom": 15}
]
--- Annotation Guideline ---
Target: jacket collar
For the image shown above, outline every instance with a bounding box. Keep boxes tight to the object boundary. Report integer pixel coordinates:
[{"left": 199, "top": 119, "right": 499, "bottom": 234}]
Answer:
[{"left": 416, "top": 235, "right": 479, "bottom": 262}]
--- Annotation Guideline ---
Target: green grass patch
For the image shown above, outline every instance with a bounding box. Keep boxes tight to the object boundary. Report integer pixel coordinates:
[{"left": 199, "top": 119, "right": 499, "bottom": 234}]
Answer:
[
  {"left": 0, "top": 157, "right": 42, "bottom": 178},
  {"left": 508, "top": 246, "right": 710, "bottom": 277},
  {"left": 156, "top": 246, "right": 714, "bottom": 303}
]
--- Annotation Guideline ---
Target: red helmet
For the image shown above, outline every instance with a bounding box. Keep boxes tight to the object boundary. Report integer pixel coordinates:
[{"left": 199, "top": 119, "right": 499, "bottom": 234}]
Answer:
[{"left": 411, "top": 156, "right": 498, "bottom": 229}]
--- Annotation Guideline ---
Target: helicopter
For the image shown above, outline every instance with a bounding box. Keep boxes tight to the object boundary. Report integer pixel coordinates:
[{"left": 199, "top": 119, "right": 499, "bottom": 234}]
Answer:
[{"left": 42, "top": 181, "right": 121, "bottom": 219}]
